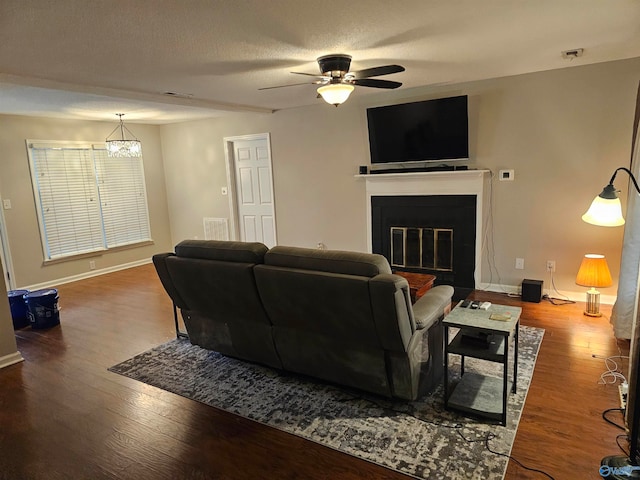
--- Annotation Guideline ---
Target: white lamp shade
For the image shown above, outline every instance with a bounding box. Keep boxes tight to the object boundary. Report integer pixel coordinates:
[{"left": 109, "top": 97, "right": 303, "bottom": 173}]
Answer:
[
  {"left": 581, "top": 195, "right": 625, "bottom": 227},
  {"left": 317, "top": 84, "right": 354, "bottom": 106}
]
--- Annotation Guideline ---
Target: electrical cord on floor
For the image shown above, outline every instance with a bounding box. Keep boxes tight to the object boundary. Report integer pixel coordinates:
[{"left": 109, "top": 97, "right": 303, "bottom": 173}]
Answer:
[
  {"left": 541, "top": 271, "right": 576, "bottom": 305},
  {"left": 595, "top": 355, "right": 629, "bottom": 385},
  {"left": 453, "top": 429, "right": 556, "bottom": 479},
  {"left": 616, "top": 434, "right": 631, "bottom": 457},
  {"left": 337, "top": 392, "right": 556, "bottom": 479},
  {"left": 542, "top": 294, "right": 575, "bottom": 305},
  {"left": 602, "top": 408, "right": 626, "bottom": 430}
]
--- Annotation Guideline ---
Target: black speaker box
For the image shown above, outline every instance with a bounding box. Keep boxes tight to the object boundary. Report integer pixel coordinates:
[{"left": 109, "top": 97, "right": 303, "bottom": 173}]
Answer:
[{"left": 522, "top": 279, "right": 543, "bottom": 303}]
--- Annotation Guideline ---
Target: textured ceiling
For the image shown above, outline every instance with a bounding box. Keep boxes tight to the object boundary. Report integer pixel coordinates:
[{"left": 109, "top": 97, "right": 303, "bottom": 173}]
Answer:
[{"left": 1, "top": 0, "right": 640, "bottom": 124}]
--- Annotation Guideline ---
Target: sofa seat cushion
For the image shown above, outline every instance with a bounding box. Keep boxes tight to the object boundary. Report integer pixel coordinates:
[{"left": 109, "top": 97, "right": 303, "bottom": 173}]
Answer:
[{"left": 264, "top": 246, "right": 392, "bottom": 277}]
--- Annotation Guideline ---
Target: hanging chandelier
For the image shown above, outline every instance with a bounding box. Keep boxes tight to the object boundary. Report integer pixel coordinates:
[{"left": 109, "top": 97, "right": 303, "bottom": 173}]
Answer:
[{"left": 105, "top": 113, "right": 142, "bottom": 157}]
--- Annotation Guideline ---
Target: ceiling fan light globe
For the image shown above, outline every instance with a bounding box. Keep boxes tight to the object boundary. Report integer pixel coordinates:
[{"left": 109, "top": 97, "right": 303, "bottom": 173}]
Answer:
[{"left": 317, "top": 84, "right": 354, "bottom": 106}]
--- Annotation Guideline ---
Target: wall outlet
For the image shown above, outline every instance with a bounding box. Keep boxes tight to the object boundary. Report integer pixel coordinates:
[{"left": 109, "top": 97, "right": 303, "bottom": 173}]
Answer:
[
  {"left": 89, "top": 260, "right": 96, "bottom": 270},
  {"left": 546, "top": 260, "right": 556, "bottom": 272},
  {"left": 515, "top": 258, "right": 525, "bottom": 270}
]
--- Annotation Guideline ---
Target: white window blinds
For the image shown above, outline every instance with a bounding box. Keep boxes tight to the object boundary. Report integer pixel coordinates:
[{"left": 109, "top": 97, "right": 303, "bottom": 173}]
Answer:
[
  {"left": 28, "top": 142, "right": 152, "bottom": 261},
  {"left": 94, "top": 150, "right": 151, "bottom": 248}
]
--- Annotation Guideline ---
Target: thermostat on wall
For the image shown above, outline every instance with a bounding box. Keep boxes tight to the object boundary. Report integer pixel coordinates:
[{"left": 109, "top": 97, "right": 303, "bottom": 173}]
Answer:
[{"left": 499, "top": 169, "right": 515, "bottom": 181}]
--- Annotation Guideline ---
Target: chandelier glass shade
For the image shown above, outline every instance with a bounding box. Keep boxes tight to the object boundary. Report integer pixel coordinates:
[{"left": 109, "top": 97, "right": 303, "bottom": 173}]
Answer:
[{"left": 105, "top": 114, "right": 142, "bottom": 157}]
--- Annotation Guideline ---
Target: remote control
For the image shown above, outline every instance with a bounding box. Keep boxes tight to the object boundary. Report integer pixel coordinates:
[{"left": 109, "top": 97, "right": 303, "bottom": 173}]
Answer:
[
  {"left": 460, "top": 300, "right": 471, "bottom": 308},
  {"left": 480, "top": 302, "right": 491, "bottom": 310}
]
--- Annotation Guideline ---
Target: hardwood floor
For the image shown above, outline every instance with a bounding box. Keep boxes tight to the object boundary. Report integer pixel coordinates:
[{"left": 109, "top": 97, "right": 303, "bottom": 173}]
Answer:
[{"left": 0, "top": 264, "right": 625, "bottom": 479}]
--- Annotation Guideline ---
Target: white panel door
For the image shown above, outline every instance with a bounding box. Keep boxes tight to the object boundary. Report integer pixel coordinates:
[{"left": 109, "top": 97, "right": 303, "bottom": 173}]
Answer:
[{"left": 232, "top": 137, "right": 276, "bottom": 247}]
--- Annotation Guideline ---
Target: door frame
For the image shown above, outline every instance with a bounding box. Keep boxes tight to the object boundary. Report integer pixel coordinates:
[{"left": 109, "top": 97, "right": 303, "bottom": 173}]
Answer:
[
  {"left": 0, "top": 194, "right": 16, "bottom": 290},
  {"left": 223, "top": 133, "right": 277, "bottom": 245}
]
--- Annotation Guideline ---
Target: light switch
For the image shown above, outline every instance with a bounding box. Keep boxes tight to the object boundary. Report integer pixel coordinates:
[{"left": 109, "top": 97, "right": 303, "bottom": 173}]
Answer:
[
  {"left": 221, "top": 187, "right": 228, "bottom": 195},
  {"left": 3, "top": 199, "right": 11, "bottom": 209}
]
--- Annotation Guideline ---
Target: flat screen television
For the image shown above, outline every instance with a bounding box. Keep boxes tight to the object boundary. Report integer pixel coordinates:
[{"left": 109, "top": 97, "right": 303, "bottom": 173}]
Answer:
[{"left": 366, "top": 95, "right": 469, "bottom": 166}]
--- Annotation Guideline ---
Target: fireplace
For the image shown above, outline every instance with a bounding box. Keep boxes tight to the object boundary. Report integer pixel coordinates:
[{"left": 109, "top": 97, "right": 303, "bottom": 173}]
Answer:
[
  {"left": 363, "top": 170, "right": 490, "bottom": 299},
  {"left": 390, "top": 226, "right": 453, "bottom": 272}
]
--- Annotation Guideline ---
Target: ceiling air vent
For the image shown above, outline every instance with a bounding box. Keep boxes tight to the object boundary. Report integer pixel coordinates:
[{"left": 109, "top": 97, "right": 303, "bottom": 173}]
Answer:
[
  {"left": 561, "top": 48, "right": 584, "bottom": 60},
  {"left": 163, "top": 91, "right": 194, "bottom": 99}
]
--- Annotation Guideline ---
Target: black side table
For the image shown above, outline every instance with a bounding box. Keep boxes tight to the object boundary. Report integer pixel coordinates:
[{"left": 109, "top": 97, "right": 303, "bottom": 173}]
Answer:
[{"left": 443, "top": 302, "right": 521, "bottom": 426}]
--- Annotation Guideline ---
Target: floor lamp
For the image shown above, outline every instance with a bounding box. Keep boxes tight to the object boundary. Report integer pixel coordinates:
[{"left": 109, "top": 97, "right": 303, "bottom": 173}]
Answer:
[
  {"left": 582, "top": 167, "right": 640, "bottom": 227},
  {"left": 584, "top": 167, "right": 640, "bottom": 479}
]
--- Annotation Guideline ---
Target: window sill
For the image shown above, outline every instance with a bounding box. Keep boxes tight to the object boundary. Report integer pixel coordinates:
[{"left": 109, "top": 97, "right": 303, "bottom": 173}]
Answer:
[{"left": 43, "top": 239, "right": 154, "bottom": 265}]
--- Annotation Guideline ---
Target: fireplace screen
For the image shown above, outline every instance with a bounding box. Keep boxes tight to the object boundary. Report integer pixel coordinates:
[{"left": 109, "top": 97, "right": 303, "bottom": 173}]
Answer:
[{"left": 390, "top": 227, "right": 453, "bottom": 271}]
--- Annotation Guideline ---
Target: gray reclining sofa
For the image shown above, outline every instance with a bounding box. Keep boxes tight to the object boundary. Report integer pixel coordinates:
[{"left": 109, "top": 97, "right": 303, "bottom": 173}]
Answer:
[{"left": 153, "top": 240, "right": 454, "bottom": 401}]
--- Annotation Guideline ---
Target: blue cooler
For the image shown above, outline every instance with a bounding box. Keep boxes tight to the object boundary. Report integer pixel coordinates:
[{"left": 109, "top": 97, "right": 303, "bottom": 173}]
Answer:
[
  {"left": 8, "top": 289, "right": 30, "bottom": 329},
  {"left": 25, "top": 289, "right": 60, "bottom": 329}
]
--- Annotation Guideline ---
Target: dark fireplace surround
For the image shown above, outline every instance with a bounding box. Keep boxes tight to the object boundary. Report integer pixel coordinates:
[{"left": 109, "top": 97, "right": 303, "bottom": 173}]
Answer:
[
  {"left": 371, "top": 195, "right": 477, "bottom": 299},
  {"left": 363, "top": 170, "right": 489, "bottom": 301}
]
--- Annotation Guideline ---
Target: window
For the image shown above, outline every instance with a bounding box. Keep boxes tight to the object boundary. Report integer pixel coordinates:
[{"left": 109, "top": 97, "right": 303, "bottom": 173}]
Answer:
[{"left": 27, "top": 141, "right": 152, "bottom": 261}]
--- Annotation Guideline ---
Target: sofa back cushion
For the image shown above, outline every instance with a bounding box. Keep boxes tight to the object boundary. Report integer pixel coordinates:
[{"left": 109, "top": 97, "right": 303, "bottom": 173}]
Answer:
[
  {"left": 176, "top": 239, "right": 268, "bottom": 263},
  {"left": 264, "top": 246, "right": 391, "bottom": 277},
  {"left": 255, "top": 265, "right": 381, "bottom": 346},
  {"left": 158, "top": 240, "right": 282, "bottom": 367},
  {"left": 256, "top": 246, "right": 413, "bottom": 348},
  {"left": 254, "top": 246, "right": 415, "bottom": 396},
  {"left": 167, "top": 257, "right": 269, "bottom": 324},
  {"left": 165, "top": 240, "right": 270, "bottom": 326}
]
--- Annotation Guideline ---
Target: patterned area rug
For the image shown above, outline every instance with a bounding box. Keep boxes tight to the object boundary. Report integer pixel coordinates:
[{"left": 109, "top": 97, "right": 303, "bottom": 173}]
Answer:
[{"left": 109, "top": 326, "right": 544, "bottom": 479}]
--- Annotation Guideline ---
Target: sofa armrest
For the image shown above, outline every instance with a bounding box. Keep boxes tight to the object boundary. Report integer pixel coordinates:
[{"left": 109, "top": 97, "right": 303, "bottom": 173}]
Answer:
[
  {"left": 412, "top": 285, "right": 454, "bottom": 330},
  {"left": 152, "top": 252, "right": 189, "bottom": 310}
]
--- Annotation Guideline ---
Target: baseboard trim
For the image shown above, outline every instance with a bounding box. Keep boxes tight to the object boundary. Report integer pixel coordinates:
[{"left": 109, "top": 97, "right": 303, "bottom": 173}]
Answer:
[
  {"left": 20, "top": 258, "right": 152, "bottom": 291},
  {"left": 477, "top": 282, "right": 616, "bottom": 306},
  {"left": 0, "top": 351, "right": 24, "bottom": 369}
]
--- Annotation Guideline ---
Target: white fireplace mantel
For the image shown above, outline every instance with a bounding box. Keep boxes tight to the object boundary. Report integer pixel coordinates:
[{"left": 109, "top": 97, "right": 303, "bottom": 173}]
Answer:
[{"left": 360, "top": 169, "right": 491, "bottom": 287}]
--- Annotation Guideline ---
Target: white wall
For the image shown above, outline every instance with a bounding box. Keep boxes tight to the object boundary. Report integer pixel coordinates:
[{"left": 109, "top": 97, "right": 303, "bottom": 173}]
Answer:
[
  {"left": 160, "top": 105, "right": 369, "bottom": 250},
  {"left": 0, "top": 115, "right": 174, "bottom": 288},
  {"left": 160, "top": 58, "right": 640, "bottom": 302}
]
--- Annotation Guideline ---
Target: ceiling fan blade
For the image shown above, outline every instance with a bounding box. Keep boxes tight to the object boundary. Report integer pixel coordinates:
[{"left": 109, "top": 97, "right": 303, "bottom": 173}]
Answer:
[
  {"left": 352, "top": 78, "right": 402, "bottom": 89},
  {"left": 353, "top": 65, "right": 405, "bottom": 79},
  {"left": 258, "top": 82, "right": 319, "bottom": 90},
  {"left": 291, "top": 71, "right": 329, "bottom": 79}
]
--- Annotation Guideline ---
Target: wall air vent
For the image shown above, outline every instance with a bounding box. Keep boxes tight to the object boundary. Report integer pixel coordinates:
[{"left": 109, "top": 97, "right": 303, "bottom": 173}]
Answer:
[{"left": 203, "top": 217, "right": 229, "bottom": 241}]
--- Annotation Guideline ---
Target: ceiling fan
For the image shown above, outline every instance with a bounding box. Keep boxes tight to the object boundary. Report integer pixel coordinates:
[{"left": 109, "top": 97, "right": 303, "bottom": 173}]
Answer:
[{"left": 259, "top": 54, "right": 405, "bottom": 106}]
